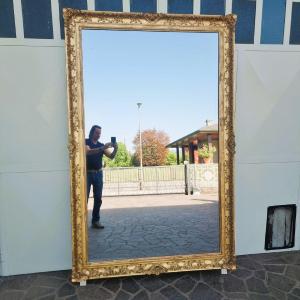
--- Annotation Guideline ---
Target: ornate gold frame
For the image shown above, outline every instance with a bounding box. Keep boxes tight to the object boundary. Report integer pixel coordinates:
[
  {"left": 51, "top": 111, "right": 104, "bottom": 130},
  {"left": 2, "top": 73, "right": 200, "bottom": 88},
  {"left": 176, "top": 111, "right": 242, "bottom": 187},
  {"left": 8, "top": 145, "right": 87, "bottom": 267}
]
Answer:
[{"left": 64, "top": 9, "right": 236, "bottom": 282}]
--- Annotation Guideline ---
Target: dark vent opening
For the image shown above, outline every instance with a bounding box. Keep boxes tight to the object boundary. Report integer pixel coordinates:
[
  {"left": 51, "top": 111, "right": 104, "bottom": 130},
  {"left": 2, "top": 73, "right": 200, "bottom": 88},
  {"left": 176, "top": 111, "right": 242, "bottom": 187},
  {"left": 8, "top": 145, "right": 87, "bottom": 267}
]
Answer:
[{"left": 265, "top": 204, "right": 296, "bottom": 250}]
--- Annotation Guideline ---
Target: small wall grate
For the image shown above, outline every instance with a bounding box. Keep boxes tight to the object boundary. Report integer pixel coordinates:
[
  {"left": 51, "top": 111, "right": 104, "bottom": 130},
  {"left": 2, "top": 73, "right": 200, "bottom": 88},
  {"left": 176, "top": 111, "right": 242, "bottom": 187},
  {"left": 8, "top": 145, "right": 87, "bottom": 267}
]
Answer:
[{"left": 265, "top": 204, "right": 296, "bottom": 250}]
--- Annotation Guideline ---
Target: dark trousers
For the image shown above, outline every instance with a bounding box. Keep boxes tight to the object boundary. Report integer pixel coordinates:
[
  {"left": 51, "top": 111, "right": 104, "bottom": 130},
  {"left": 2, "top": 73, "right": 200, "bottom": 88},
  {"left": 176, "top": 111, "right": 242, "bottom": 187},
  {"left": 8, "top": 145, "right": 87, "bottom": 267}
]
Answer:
[{"left": 86, "top": 171, "right": 103, "bottom": 223}]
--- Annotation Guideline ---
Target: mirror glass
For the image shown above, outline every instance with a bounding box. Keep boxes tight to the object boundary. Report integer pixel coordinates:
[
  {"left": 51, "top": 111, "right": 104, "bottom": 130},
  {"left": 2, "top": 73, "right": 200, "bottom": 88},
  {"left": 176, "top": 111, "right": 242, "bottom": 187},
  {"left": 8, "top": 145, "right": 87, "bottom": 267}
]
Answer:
[{"left": 82, "top": 29, "right": 219, "bottom": 262}]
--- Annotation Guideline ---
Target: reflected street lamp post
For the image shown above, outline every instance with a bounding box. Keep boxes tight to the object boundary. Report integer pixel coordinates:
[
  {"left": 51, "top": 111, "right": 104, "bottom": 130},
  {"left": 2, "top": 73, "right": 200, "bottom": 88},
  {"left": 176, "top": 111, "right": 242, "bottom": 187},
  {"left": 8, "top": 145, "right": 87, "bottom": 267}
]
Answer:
[{"left": 137, "top": 102, "right": 143, "bottom": 190}]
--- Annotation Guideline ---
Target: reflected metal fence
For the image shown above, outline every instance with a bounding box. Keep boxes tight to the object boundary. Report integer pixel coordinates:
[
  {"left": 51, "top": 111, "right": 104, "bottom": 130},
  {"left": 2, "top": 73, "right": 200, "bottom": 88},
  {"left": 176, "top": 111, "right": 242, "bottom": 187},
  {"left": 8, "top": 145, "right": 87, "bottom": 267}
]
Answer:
[{"left": 102, "top": 164, "right": 218, "bottom": 196}]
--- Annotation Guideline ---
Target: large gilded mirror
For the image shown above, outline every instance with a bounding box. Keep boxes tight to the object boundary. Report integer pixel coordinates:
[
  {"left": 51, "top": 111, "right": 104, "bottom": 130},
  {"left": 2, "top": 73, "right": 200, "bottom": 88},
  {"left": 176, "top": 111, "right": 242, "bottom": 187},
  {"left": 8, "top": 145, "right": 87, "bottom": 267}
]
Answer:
[{"left": 64, "top": 9, "right": 236, "bottom": 282}]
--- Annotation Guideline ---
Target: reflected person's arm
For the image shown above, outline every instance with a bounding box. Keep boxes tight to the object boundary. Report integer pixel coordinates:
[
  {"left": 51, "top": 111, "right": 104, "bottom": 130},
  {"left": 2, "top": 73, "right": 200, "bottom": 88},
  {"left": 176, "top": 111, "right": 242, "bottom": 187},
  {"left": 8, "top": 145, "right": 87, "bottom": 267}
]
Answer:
[
  {"left": 85, "top": 145, "right": 104, "bottom": 155},
  {"left": 105, "top": 143, "right": 118, "bottom": 159}
]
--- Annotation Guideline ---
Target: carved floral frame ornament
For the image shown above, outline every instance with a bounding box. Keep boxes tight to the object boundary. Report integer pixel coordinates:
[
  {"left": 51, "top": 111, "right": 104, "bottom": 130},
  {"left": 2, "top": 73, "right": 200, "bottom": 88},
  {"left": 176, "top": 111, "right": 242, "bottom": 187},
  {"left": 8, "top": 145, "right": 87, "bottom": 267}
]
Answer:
[{"left": 64, "top": 8, "right": 237, "bottom": 282}]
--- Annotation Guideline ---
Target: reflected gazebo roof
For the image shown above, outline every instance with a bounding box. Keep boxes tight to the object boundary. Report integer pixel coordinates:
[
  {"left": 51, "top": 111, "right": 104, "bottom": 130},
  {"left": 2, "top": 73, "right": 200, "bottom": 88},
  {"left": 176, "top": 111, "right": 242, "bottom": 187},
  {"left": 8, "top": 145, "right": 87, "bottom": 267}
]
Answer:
[{"left": 166, "top": 123, "right": 218, "bottom": 148}]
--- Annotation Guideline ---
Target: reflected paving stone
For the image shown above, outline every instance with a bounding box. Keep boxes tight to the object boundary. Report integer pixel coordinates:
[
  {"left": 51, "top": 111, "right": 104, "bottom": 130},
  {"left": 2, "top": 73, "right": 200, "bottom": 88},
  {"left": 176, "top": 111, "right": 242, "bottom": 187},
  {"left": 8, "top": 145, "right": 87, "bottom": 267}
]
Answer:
[{"left": 88, "top": 194, "right": 219, "bottom": 261}]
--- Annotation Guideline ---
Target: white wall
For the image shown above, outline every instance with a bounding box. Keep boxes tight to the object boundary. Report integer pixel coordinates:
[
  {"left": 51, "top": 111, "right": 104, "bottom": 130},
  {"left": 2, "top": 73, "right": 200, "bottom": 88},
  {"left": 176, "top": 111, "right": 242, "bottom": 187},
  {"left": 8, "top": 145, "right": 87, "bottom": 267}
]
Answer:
[
  {"left": 0, "top": 43, "right": 300, "bottom": 275},
  {"left": 235, "top": 47, "right": 300, "bottom": 255},
  {"left": 0, "top": 45, "right": 72, "bottom": 275}
]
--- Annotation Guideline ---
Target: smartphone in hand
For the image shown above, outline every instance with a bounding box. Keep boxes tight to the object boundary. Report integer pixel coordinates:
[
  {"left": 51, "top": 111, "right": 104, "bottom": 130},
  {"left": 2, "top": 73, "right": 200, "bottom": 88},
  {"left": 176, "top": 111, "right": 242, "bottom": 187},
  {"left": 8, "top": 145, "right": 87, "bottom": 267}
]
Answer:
[{"left": 111, "top": 137, "right": 116, "bottom": 145}]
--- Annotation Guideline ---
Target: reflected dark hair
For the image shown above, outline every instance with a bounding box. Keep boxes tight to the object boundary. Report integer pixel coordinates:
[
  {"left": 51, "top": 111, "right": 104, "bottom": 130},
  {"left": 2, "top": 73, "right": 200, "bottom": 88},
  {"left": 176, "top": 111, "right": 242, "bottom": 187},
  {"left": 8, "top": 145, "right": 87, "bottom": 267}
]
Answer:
[{"left": 89, "top": 125, "right": 101, "bottom": 140}]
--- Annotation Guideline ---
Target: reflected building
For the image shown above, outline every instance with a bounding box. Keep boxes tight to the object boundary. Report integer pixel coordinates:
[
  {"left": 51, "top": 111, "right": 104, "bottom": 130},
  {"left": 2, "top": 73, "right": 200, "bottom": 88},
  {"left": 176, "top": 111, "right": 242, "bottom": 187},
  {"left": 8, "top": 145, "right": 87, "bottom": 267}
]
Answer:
[{"left": 166, "top": 120, "right": 219, "bottom": 164}]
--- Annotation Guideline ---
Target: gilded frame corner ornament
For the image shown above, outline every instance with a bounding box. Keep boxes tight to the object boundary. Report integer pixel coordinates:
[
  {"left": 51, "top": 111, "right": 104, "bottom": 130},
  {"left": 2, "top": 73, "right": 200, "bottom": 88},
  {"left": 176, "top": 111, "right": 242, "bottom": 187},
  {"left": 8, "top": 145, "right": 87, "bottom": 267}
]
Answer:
[{"left": 64, "top": 8, "right": 237, "bottom": 282}]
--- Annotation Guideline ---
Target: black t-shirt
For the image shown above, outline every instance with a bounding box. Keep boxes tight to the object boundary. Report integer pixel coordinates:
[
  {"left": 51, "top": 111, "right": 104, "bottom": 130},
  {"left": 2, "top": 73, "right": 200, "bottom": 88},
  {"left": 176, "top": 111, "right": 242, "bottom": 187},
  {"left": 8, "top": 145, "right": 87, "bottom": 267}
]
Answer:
[{"left": 85, "top": 139, "right": 104, "bottom": 170}]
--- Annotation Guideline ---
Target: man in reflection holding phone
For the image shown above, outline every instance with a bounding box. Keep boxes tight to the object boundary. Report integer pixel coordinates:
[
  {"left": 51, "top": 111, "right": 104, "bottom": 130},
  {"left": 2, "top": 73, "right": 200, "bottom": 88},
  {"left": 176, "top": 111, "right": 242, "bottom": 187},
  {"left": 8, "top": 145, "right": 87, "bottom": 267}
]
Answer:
[{"left": 86, "top": 125, "right": 118, "bottom": 229}]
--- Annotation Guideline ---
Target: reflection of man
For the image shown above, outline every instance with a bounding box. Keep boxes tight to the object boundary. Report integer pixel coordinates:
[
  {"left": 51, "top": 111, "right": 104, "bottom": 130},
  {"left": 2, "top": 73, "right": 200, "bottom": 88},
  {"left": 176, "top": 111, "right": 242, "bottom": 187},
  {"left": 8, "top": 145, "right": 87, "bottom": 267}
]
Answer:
[{"left": 86, "top": 125, "right": 118, "bottom": 229}]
